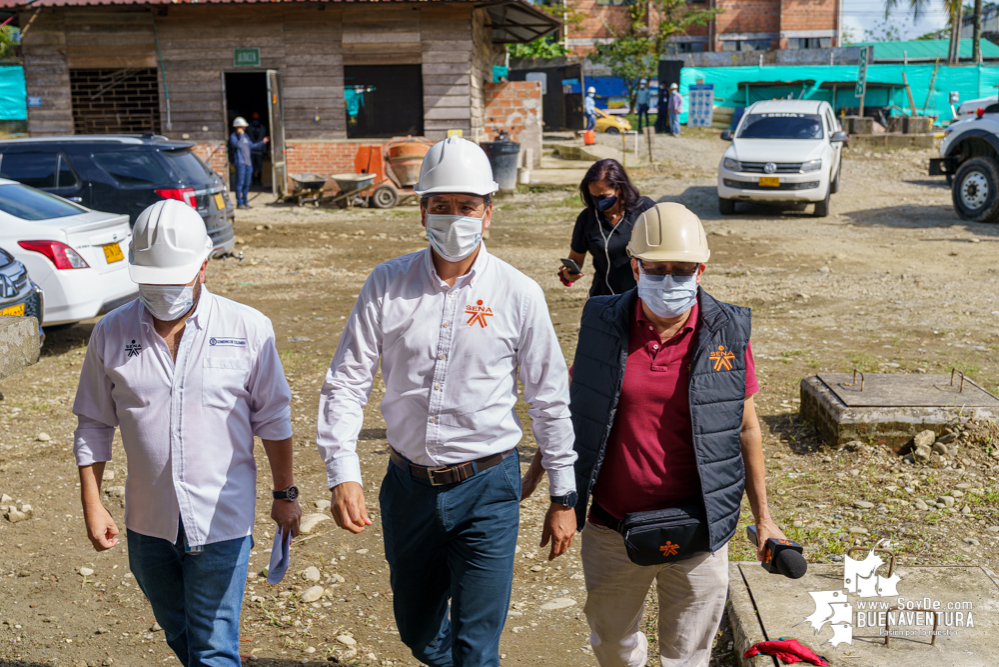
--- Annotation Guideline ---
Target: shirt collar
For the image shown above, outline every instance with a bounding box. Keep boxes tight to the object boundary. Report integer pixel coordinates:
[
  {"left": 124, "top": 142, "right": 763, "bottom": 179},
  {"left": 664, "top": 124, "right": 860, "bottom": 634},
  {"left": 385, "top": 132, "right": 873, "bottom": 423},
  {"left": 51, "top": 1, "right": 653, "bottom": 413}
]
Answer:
[
  {"left": 635, "top": 297, "right": 698, "bottom": 335},
  {"left": 423, "top": 243, "right": 490, "bottom": 289}
]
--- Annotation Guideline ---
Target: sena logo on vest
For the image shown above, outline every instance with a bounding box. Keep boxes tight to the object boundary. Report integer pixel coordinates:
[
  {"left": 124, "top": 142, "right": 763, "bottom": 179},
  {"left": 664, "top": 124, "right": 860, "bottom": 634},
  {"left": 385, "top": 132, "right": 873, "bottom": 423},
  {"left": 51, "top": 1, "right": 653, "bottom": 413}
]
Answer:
[{"left": 465, "top": 300, "right": 494, "bottom": 328}]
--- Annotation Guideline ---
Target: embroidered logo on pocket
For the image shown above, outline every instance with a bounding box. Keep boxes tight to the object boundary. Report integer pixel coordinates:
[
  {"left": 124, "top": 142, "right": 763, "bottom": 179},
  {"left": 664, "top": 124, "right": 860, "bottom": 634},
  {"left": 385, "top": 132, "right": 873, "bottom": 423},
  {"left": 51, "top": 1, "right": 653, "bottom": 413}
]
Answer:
[
  {"left": 659, "top": 541, "right": 679, "bottom": 556},
  {"left": 710, "top": 345, "right": 735, "bottom": 371},
  {"left": 465, "top": 300, "right": 494, "bottom": 328}
]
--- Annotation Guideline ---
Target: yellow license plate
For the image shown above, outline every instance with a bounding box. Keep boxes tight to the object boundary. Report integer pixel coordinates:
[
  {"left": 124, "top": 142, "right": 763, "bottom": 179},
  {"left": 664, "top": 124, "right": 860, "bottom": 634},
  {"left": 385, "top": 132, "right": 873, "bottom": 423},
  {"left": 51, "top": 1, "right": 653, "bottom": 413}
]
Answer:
[
  {"left": 2, "top": 303, "right": 24, "bottom": 316},
  {"left": 103, "top": 242, "right": 124, "bottom": 263},
  {"left": 758, "top": 176, "right": 780, "bottom": 188},
  {"left": 214, "top": 193, "right": 225, "bottom": 210}
]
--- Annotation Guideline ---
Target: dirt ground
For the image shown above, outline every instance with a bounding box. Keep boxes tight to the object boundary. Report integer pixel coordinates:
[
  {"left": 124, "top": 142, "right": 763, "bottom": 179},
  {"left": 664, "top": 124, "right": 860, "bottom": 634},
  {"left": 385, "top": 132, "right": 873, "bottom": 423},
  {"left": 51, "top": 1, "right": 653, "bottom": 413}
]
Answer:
[{"left": 1, "top": 130, "right": 998, "bottom": 667}]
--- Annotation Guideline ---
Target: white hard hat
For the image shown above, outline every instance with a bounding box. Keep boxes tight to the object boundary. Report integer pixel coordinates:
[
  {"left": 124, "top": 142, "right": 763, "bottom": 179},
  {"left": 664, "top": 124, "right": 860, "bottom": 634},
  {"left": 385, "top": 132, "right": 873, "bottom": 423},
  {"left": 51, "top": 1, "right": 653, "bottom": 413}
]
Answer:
[
  {"left": 128, "top": 199, "right": 214, "bottom": 285},
  {"left": 232, "top": 116, "right": 249, "bottom": 128},
  {"left": 628, "top": 203, "right": 710, "bottom": 264},
  {"left": 587, "top": 86, "right": 596, "bottom": 94},
  {"left": 414, "top": 136, "right": 498, "bottom": 197},
  {"left": 669, "top": 83, "right": 679, "bottom": 90}
]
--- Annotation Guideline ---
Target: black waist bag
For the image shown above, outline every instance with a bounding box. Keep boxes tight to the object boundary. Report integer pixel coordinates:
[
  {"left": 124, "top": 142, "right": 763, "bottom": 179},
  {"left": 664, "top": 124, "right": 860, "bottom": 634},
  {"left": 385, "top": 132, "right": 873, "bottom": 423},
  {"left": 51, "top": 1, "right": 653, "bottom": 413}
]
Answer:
[{"left": 592, "top": 501, "right": 710, "bottom": 566}]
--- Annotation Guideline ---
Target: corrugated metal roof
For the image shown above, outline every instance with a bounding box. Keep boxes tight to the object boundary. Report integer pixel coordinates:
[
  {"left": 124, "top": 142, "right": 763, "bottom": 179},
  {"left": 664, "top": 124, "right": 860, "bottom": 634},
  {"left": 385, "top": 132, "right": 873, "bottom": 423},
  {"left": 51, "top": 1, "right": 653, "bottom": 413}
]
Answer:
[
  {"left": 3, "top": 0, "right": 475, "bottom": 5},
  {"left": 852, "top": 38, "right": 999, "bottom": 62}
]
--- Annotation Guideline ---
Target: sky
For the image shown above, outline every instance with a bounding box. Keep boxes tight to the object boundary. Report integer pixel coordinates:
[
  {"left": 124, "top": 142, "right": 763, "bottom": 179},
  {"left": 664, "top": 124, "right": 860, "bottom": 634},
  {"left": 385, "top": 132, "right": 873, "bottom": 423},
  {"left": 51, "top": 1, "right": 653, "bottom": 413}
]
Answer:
[{"left": 842, "top": 0, "right": 953, "bottom": 41}]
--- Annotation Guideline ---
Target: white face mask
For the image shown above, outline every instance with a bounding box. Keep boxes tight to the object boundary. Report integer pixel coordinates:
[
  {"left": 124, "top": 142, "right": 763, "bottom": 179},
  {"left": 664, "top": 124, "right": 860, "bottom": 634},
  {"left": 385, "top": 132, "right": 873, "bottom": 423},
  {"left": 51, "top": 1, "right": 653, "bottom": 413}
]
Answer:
[
  {"left": 138, "top": 284, "right": 195, "bottom": 321},
  {"left": 425, "top": 213, "right": 483, "bottom": 262}
]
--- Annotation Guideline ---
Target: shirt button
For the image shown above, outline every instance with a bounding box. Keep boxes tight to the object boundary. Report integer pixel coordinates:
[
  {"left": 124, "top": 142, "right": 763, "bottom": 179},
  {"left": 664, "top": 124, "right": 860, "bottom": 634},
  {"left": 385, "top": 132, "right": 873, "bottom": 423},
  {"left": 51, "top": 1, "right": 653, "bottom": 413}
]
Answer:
[
  {"left": 443, "top": 322, "right": 449, "bottom": 328},
  {"left": 438, "top": 353, "right": 445, "bottom": 360},
  {"left": 652, "top": 344, "right": 659, "bottom": 350},
  {"left": 429, "top": 417, "right": 436, "bottom": 423},
  {"left": 435, "top": 384, "right": 441, "bottom": 390},
  {"left": 649, "top": 326, "right": 654, "bottom": 331}
]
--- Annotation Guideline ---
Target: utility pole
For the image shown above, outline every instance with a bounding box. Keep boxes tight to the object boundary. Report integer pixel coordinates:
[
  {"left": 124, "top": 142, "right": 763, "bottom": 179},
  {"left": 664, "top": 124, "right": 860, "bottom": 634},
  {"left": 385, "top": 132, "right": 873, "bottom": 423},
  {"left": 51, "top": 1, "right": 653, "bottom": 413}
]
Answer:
[{"left": 973, "top": 0, "right": 983, "bottom": 63}]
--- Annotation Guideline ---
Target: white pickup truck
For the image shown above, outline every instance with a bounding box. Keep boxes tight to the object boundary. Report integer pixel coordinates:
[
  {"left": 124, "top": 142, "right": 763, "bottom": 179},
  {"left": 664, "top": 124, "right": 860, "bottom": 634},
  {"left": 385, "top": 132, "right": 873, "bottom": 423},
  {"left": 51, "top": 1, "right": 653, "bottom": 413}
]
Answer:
[{"left": 929, "top": 100, "right": 999, "bottom": 222}]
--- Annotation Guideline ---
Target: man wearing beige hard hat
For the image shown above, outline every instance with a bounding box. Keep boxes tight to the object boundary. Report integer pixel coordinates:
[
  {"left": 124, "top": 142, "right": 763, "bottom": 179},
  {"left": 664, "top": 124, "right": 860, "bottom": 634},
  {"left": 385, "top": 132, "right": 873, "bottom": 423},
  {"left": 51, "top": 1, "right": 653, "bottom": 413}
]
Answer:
[{"left": 563, "top": 202, "right": 784, "bottom": 666}]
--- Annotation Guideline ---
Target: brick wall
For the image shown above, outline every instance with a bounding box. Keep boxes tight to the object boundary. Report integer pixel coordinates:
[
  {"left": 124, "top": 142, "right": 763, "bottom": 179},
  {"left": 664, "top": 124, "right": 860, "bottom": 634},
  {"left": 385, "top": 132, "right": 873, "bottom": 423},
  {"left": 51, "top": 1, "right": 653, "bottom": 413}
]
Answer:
[
  {"left": 567, "top": 0, "right": 634, "bottom": 56},
  {"left": 483, "top": 81, "right": 543, "bottom": 168},
  {"left": 778, "top": 0, "right": 839, "bottom": 37},
  {"left": 715, "top": 0, "right": 780, "bottom": 37},
  {"left": 192, "top": 142, "right": 228, "bottom": 179}
]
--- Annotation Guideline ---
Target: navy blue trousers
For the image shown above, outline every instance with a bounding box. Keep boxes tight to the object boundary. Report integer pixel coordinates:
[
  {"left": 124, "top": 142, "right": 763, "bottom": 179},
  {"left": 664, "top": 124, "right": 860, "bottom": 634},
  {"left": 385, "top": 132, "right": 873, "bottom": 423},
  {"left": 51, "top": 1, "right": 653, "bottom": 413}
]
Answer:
[{"left": 379, "top": 451, "right": 521, "bottom": 667}]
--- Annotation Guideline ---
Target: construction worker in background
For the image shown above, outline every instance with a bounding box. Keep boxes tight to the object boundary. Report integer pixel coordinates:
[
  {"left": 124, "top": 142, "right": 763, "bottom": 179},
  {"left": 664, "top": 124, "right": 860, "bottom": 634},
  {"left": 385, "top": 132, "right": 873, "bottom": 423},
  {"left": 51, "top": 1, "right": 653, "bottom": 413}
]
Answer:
[
  {"left": 317, "top": 136, "right": 578, "bottom": 667},
  {"left": 247, "top": 112, "right": 269, "bottom": 188},
  {"left": 229, "top": 116, "right": 268, "bottom": 209},
  {"left": 585, "top": 86, "right": 598, "bottom": 131},
  {"left": 635, "top": 80, "right": 651, "bottom": 132},
  {"left": 668, "top": 83, "right": 683, "bottom": 137},
  {"left": 72, "top": 199, "right": 300, "bottom": 666},
  {"left": 549, "top": 203, "right": 784, "bottom": 667}
]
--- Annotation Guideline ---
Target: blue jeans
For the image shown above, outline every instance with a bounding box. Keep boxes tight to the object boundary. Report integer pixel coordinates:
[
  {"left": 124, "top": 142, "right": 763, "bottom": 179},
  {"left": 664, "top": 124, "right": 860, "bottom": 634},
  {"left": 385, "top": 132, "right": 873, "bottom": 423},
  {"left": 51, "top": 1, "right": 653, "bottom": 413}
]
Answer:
[
  {"left": 670, "top": 113, "right": 681, "bottom": 136},
  {"left": 379, "top": 450, "right": 521, "bottom": 667},
  {"left": 234, "top": 163, "right": 252, "bottom": 205},
  {"left": 127, "top": 524, "right": 252, "bottom": 667},
  {"left": 586, "top": 114, "right": 596, "bottom": 131}
]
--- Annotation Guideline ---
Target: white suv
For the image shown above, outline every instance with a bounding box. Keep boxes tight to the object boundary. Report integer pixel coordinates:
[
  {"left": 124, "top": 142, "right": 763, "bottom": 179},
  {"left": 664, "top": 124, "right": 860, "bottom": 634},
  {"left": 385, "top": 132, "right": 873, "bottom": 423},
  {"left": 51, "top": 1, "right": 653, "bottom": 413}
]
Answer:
[{"left": 717, "top": 100, "right": 847, "bottom": 217}]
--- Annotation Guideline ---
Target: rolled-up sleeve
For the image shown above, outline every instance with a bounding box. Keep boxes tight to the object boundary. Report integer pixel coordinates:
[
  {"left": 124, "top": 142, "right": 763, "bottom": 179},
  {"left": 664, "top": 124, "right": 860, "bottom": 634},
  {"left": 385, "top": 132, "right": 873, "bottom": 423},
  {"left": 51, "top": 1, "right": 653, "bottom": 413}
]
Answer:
[
  {"left": 516, "top": 284, "right": 577, "bottom": 496},
  {"left": 316, "top": 272, "right": 383, "bottom": 489},
  {"left": 73, "top": 324, "right": 117, "bottom": 466},
  {"left": 248, "top": 319, "right": 293, "bottom": 441}
]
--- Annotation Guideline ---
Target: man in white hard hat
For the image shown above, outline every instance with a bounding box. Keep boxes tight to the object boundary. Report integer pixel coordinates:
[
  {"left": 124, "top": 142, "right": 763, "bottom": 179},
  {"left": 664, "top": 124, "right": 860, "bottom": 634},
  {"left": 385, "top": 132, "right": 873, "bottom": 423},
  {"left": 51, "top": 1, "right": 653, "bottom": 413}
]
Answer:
[
  {"left": 72, "top": 199, "right": 299, "bottom": 666},
  {"left": 229, "top": 116, "right": 268, "bottom": 209},
  {"left": 317, "top": 136, "right": 577, "bottom": 667},
  {"left": 668, "top": 82, "right": 683, "bottom": 136},
  {"left": 585, "top": 85, "right": 598, "bottom": 131},
  {"left": 548, "top": 203, "right": 785, "bottom": 667}
]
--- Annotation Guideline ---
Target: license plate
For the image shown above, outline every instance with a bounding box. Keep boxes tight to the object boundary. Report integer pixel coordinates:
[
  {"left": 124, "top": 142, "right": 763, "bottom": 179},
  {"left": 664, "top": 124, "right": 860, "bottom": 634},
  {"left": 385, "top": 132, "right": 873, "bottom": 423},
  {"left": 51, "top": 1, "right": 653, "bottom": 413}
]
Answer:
[
  {"left": 758, "top": 176, "right": 780, "bottom": 187},
  {"left": 103, "top": 242, "right": 124, "bottom": 263},
  {"left": 1, "top": 303, "right": 24, "bottom": 317},
  {"left": 214, "top": 193, "right": 225, "bottom": 210}
]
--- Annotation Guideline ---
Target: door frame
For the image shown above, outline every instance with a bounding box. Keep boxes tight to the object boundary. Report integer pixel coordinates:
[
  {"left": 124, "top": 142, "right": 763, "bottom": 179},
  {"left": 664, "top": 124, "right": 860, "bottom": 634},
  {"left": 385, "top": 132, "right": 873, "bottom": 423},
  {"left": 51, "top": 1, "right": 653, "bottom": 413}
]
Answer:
[{"left": 220, "top": 69, "right": 285, "bottom": 194}]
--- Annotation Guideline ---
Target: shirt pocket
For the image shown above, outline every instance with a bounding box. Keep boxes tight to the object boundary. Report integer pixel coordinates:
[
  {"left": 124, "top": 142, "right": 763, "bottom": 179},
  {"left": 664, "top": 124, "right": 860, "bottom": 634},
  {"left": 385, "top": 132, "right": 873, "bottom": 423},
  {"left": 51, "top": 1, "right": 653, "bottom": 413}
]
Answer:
[{"left": 202, "top": 357, "right": 250, "bottom": 410}]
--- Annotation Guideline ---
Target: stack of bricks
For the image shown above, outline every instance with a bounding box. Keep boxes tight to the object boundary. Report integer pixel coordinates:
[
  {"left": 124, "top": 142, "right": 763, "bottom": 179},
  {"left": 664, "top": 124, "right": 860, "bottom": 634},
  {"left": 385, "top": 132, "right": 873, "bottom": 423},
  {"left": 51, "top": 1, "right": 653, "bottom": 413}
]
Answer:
[{"left": 483, "top": 81, "right": 542, "bottom": 166}]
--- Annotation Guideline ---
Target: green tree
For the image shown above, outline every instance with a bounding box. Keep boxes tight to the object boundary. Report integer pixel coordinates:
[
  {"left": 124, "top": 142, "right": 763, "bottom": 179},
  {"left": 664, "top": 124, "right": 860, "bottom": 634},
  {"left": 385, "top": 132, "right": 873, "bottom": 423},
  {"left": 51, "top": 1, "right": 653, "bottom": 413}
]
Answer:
[
  {"left": 884, "top": 0, "right": 970, "bottom": 63},
  {"left": 588, "top": 0, "right": 719, "bottom": 113},
  {"left": 0, "top": 26, "right": 20, "bottom": 64},
  {"left": 506, "top": 0, "right": 584, "bottom": 59},
  {"left": 508, "top": 37, "right": 569, "bottom": 60}
]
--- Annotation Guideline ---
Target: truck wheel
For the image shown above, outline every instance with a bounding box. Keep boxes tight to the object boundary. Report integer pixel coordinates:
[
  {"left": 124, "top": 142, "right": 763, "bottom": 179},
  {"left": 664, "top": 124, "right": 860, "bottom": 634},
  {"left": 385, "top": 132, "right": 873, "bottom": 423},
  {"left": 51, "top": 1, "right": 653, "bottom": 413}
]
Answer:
[
  {"left": 813, "top": 188, "right": 831, "bottom": 217},
  {"left": 953, "top": 157, "right": 999, "bottom": 222},
  {"left": 369, "top": 185, "right": 399, "bottom": 209},
  {"left": 718, "top": 197, "right": 736, "bottom": 215}
]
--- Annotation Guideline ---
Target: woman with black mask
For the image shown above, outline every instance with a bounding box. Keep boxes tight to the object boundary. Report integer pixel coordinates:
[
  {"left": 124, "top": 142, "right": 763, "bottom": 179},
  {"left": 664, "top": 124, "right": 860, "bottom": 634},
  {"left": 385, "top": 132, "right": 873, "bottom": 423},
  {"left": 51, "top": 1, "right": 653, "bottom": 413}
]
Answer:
[{"left": 558, "top": 159, "right": 655, "bottom": 296}]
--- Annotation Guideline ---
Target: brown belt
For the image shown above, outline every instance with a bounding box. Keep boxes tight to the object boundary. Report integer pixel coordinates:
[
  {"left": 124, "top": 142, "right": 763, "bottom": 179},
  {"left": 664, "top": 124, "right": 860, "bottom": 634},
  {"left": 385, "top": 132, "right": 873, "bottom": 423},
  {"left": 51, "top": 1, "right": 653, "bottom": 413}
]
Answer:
[{"left": 389, "top": 446, "right": 514, "bottom": 486}]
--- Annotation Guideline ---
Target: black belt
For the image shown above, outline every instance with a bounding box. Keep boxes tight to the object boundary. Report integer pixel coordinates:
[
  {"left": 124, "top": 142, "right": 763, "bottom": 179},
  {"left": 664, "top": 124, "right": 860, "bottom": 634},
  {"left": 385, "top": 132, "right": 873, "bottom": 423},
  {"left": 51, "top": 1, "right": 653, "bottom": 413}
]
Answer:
[
  {"left": 590, "top": 501, "right": 623, "bottom": 532},
  {"left": 389, "top": 447, "right": 514, "bottom": 486}
]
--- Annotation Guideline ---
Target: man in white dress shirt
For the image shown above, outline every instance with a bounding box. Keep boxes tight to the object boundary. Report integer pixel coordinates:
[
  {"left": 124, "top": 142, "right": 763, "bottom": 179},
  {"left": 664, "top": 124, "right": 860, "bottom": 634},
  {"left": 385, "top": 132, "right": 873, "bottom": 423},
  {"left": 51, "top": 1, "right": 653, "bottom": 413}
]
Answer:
[
  {"left": 73, "top": 199, "right": 300, "bottom": 667},
  {"left": 316, "top": 136, "right": 578, "bottom": 667}
]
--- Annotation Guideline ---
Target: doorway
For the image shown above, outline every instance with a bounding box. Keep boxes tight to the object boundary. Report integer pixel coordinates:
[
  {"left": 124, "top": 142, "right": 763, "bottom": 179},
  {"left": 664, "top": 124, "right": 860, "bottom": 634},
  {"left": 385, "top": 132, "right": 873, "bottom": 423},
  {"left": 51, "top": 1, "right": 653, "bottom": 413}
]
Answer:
[{"left": 224, "top": 71, "right": 272, "bottom": 190}]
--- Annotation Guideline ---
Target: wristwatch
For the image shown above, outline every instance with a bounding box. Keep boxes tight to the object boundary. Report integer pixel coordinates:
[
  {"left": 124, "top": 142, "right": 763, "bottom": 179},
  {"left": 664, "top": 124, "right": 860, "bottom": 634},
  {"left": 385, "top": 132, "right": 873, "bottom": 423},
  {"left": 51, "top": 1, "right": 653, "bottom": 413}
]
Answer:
[
  {"left": 272, "top": 485, "right": 299, "bottom": 501},
  {"left": 550, "top": 491, "right": 578, "bottom": 509}
]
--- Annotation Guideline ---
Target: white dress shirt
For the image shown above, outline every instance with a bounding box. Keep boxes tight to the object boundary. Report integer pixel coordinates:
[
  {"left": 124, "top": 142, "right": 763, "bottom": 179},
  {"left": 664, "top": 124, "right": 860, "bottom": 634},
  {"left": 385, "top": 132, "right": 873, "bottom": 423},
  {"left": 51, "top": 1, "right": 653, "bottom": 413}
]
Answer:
[
  {"left": 317, "top": 245, "right": 577, "bottom": 495},
  {"left": 72, "top": 288, "right": 292, "bottom": 547}
]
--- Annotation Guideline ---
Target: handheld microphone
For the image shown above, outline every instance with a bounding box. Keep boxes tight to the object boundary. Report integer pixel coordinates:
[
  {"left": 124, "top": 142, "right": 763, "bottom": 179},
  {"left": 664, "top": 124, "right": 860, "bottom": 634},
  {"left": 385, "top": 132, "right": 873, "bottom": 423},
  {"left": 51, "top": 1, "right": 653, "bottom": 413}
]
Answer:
[{"left": 746, "top": 525, "right": 807, "bottom": 579}]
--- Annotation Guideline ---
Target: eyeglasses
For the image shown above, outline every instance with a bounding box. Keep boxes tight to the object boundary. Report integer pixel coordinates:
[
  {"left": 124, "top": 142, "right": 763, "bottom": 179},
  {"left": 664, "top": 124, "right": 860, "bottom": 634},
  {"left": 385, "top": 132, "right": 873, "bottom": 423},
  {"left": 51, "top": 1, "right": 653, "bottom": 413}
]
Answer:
[{"left": 638, "top": 260, "right": 699, "bottom": 277}]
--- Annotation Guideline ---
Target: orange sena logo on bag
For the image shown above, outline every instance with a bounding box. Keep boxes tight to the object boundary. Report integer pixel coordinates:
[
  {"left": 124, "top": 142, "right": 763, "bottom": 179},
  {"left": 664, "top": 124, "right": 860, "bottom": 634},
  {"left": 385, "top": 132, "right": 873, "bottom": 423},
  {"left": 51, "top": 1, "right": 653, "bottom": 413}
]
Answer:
[
  {"left": 710, "top": 345, "right": 736, "bottom": 371},
  {"left": 465, "top": 300, "right": 494, "bottom": 328}
]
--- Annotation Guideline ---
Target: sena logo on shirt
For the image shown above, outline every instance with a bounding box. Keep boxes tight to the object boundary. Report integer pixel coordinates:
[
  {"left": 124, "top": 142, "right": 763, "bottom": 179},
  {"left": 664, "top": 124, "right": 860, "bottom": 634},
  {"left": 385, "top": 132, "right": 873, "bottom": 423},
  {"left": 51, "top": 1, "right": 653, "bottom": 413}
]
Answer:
[
  {"left": 710, "top": 345, "right": 736, "bottom": 371},
  {"left": 465, "top": 300, "right": 494, "bottom": 328},
  {"left": 209, "top": 337, "right": 247, "bottom": 347}
]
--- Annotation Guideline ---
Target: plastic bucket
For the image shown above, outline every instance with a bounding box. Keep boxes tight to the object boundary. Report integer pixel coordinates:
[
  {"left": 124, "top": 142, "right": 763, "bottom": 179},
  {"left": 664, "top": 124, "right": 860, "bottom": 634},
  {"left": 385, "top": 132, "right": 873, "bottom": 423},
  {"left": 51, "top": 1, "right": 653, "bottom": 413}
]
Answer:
[
  {"left": 583, "top": 130, "right": 596, "bottom": 145},
  {"left": 481, "top": 140, "right": 521, "bottom": 192}
]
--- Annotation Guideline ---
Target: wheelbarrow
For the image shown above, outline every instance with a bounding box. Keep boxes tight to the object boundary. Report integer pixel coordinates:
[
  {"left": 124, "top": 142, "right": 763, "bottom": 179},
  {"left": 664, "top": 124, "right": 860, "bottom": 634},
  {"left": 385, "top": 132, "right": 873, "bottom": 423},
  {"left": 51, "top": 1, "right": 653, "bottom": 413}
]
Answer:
[
  {"left": 328, "top": 173, "right": 378, "bottom": 209},
  {"left": 289, "top": 173, "right": 329, "bottom": 207}
]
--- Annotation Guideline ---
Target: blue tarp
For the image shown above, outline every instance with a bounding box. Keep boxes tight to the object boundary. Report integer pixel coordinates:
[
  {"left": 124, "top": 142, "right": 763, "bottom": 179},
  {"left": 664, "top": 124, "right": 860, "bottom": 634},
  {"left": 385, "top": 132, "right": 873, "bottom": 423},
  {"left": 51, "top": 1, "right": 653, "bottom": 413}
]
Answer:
[
  {"left": 677, "top": 63, "right": 999, "bottom": 125},
  {"left": 0, "top": 67, "right": 26, "bottom": 121}
]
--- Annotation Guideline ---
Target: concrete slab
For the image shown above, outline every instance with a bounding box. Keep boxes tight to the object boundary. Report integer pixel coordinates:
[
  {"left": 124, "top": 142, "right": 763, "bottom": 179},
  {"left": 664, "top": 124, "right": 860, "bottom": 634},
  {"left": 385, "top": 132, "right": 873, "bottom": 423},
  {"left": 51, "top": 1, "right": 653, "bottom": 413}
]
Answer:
[
  {"left": 799, "top": 374, "right": 999, "bottom": 447},
  {"left": 0, "top": 315, "right": 39, "bottom": 381},
  {"left": 729, "top": 562, "right": 999, "bottom": 667},
  {"left": 849, "top": 133, "right": 937, "bottom": 150}
]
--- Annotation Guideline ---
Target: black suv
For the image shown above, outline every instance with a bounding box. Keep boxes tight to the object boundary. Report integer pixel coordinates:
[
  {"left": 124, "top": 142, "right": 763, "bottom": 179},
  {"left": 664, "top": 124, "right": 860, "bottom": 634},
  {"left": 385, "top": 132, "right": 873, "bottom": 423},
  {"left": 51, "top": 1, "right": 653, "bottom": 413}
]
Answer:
[{"left": 0, "top": 134, "right": 235, "bottom": 255}]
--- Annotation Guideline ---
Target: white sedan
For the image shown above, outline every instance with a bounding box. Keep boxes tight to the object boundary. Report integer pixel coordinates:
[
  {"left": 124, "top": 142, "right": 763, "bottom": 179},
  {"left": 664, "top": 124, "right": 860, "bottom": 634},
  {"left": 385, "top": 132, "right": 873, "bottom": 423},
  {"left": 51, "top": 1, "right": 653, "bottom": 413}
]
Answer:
[
  {"left": 717, "top": 99, "right": 847, "bottom": 217},
  {"left": 0, "top": 179, "right": 137, "bottom": 326}
]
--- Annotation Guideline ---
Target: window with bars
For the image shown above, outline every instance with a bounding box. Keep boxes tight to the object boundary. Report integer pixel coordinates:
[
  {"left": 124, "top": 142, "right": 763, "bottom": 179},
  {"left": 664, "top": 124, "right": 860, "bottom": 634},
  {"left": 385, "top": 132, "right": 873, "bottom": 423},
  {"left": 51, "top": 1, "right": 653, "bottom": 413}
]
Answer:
[{"left": 70, "top": 68, "right": 161, "bottom": 135}]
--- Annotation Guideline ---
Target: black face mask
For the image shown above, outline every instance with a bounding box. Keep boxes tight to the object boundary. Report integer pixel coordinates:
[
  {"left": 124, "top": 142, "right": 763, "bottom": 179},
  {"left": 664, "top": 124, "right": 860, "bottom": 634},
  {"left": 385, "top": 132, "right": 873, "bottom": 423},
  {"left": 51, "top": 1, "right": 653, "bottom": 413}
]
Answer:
[{"left": 594, "top": 195, "right": 618, "bottom": 212}]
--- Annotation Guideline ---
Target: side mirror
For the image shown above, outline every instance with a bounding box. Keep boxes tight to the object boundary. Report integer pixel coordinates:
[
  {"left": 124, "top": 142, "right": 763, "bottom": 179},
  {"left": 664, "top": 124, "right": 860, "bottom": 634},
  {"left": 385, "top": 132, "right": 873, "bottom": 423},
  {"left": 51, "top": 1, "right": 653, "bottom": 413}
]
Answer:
[
  {"left": 720, "top": 129, "right": 732, "bottom": 141},
  {"left": 830, "top": 130, "right": 848, "bottom": 143}
]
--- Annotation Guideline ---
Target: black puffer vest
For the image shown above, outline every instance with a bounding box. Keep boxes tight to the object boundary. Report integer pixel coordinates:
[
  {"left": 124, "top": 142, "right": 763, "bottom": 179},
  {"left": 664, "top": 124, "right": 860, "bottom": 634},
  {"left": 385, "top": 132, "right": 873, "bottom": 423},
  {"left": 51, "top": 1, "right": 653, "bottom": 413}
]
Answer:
[{"left": 570, "top": 288, "right": 751, "bottom": 552}]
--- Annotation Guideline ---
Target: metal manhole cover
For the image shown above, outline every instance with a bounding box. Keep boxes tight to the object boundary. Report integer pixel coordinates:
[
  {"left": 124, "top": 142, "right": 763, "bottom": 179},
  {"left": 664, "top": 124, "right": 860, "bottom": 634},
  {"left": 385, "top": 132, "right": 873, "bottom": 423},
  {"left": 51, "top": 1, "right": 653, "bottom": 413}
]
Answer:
[{"left": 817, "top": 372, "right": 999, "bottom": 408}]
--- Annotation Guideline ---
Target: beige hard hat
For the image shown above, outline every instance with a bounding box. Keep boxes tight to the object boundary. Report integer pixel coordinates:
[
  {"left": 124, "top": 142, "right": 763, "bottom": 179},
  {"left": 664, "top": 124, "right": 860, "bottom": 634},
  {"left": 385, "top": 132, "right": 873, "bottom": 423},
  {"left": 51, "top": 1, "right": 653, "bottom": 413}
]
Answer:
[
  {"left": 232, "top": 116, "right": 249, "bottom": 128},
  {"left": 627, "top": 203, "right": 710, "bottom": 264}
]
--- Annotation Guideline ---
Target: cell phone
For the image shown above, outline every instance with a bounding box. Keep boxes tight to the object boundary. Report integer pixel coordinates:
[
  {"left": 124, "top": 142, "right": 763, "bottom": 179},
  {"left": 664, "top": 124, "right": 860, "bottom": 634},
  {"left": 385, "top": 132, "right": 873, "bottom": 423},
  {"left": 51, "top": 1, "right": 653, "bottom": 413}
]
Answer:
[{"left": 561, "top": 258, "right": 582, "bottom": 274}]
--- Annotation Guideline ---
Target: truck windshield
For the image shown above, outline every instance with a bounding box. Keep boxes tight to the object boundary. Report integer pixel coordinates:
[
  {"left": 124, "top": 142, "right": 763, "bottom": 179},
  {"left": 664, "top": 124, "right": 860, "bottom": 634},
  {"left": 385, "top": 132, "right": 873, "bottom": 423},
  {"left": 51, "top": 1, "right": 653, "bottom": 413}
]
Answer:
[{"left": 737, "top": 113, "right": 824, "bottom": 140}]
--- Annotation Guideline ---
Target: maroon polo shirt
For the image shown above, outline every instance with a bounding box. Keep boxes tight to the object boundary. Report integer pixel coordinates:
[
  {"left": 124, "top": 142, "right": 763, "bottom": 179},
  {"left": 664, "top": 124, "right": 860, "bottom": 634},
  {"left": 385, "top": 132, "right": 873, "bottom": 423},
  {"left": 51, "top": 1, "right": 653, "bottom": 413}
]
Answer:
[{"left": 590, "top": 299, "right": 759, "bottom": 522}]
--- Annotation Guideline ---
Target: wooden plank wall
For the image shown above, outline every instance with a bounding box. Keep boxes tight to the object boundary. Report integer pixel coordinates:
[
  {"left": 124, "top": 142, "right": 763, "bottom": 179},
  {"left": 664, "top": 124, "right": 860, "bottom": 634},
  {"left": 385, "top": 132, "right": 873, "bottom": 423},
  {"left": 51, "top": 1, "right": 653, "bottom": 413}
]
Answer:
[{"left": 22, "top": 5, "right": 488, "bottom": 143}]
